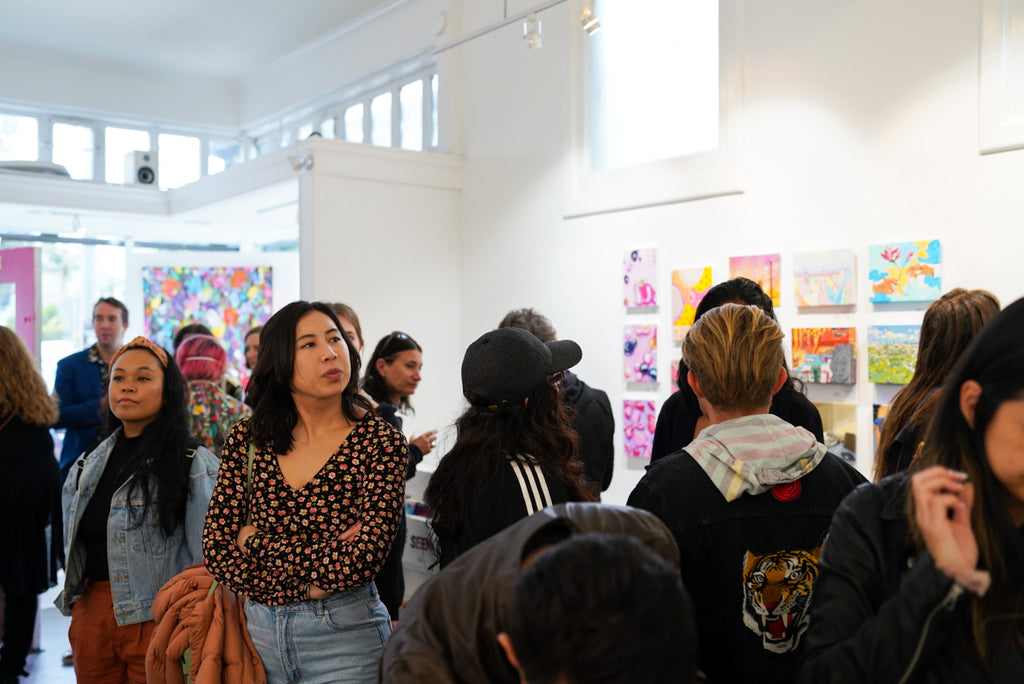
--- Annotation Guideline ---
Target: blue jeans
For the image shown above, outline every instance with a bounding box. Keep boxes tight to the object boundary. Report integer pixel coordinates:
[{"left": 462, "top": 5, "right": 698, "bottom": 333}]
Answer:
[{"left": 244, "top": 584, "right": 392, "bottom": 684}]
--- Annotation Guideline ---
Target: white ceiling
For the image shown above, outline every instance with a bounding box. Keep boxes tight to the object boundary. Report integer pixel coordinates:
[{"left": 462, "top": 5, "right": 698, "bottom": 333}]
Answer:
[
  {"left": 0, "top": 0, "right": 392, "bottom": 80},
  {"left": 0, "top": 1, "right": 393, "bottom": 249}
]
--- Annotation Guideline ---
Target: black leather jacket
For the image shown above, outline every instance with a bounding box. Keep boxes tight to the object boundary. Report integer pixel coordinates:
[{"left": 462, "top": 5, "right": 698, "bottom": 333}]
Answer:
[{"left": 799, "top": 475, "right": 1001, "bottom": 683}]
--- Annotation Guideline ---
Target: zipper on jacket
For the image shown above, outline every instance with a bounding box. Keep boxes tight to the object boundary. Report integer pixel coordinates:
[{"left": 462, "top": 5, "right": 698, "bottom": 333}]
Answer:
[{"left": 896, "top": 582, "right": 964, "bottom": 684}]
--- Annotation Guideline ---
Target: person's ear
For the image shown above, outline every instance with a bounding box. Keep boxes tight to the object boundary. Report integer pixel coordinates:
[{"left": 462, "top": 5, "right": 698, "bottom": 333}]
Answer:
[
  {"left": 686, "top": 370, "right": 703, "bottom": 400},
  {"left": 959, "top": 379, "right": 982, "bottom": 429},
  {"left": 497, "top": 632, "right": 522, "bottom": 674},
  {"left": 772, "top": 366, "right": 788, "bottom": 395}
]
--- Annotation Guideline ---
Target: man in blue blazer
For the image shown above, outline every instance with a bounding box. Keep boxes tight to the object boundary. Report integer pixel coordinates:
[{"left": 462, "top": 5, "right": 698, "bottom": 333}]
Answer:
[{"left": 53, "top": 297, "right": 128, "bottom": 481}]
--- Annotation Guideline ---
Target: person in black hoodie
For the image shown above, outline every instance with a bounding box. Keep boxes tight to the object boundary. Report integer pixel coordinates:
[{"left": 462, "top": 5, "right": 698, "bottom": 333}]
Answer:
[{"left": 499, "top": 308, "right": 615, "bottom": 493}]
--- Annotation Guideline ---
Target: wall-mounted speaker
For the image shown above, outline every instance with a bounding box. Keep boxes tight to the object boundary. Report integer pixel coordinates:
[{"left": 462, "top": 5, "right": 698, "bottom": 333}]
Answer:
[{"left": 125, "top": 150, "right": 158, "bottom": 186}]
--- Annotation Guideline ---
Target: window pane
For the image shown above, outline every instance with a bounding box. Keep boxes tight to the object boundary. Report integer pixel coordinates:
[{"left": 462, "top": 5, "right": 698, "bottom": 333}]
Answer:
[
  {"left": 0, "top": 114, "right": 39, "bottom": 160},
  {"left": 157, "top": 133, "right": 201, "bottom": 189},
  {"left": 399, "top": 80, "right": 424, "bottom": 151},
  {"left": 588, "top": 0, "right": 718, "bottom": 171},
  {"left": 105, "top": 127, "right": 151, "bottom": 183},
  {"left": 431, "top": 74, "right": 439, "bottom": 149},
  {"left": 208, "top": 138, "right": 243, "bottom": 176},
  {"left": 53, "top": 123, "right": 95, "bottom": 180},
  {"left": 344, "top": 104, "right": 364, "bottom": 143},
  {"left": 370, "top": 92, "right": 392, "bottom": 147},
  {"left": 320, "top": 117, "right": 336, "bottom": 139}
]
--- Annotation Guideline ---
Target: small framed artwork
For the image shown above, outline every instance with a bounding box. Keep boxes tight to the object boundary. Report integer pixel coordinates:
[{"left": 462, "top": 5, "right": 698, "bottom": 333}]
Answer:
[
  {"left": 671, "top": 266, "right": 713, "bottom": 340},
  {"left": 623, "top": 399, "right": 657, "bottom": 459},
  {"left": 868, "top": 240, "right": 941, "bottom": 303},
  {"left": 624, "top": 248, "right": 658, "bottom": 309},
  {"left": 793, "top": 249, "right": 856, "bottom": 307},
  {"left": 868, "top": 325, "right": 920, "bottom": 384},
  {"left": 729, "top": 253, "right": 781, "bottom": 306},
  {"left": 791, "top": 327, "right": 856, "bottom": 384},
  {"left": 624, "top": 325, "right": 658, "bottom": 385}
]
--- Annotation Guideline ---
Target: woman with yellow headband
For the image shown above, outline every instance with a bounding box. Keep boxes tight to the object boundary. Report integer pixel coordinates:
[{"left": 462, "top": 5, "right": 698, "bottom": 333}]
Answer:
[{"left": 55, "top": 336, "right": 219, "bottom": 684}]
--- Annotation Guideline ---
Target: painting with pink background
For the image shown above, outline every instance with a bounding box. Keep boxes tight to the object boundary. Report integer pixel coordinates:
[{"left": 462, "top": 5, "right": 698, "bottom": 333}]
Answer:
[
  {"left": 624, "top": 324, "right": 657, "bottom": 383},
  {"left": 623, "top": 248, "right": 658, "bottom": 308},
  {"left": 623, "top": 400, "right": 657, "bottom": 459},
  {"left": 729, "top": 253, "right": 782, "bottom": 306}
]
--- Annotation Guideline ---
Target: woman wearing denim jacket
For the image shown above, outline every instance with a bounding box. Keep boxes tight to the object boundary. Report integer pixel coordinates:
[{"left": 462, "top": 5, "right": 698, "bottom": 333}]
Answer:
[{"left": 56, "top": 337, "right": 218, "bottom": 684}]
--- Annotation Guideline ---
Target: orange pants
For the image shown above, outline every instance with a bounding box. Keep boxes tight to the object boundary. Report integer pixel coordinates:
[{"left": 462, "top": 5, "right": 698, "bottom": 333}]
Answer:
[{"left": 68, "top": 581, "right": 155, "bottom": 684}]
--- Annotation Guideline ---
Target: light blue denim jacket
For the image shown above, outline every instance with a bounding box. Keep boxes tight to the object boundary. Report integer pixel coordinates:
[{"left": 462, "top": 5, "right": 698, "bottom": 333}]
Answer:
[{"left": 56, "top": 429, "right": 219, "bottom": 625}]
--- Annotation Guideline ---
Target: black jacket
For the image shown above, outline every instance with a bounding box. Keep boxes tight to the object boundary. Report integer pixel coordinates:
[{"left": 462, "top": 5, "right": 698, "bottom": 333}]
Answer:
[
  {"left": 561, "top": 371, "right": 614, "bottom": 491},
  {"left": 799, "top": 474, "right": 1022, "bottom": 683},
  {"left": 628, "top": 432, "right": 865, "bottom": 684},
  {"left": 379, "top": 503, "right": 679, "bottom": 684},
  {"left": 650, "top": 382, "right": 824, "bottom": 463}
]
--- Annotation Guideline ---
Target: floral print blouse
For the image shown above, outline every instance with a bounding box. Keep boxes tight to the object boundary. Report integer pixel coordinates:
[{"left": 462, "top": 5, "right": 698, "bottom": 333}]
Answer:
[
  {"left": 201, "top": 413, "right": 408, "bottom": 605},
  {"left": 185, "top": 380, "right": 251, "bottom": 453}
]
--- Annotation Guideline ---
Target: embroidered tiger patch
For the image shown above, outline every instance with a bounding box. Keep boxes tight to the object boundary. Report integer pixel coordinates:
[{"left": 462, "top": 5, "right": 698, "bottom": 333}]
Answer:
[{"left": 741, "top": 545, "right": 822, "bottom": 654}]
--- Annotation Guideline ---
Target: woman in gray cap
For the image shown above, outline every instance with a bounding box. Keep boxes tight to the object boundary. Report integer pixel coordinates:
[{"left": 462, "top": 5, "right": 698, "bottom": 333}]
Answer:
[{"left": 424, "top": 327, "right": 598, "bottom": 567}]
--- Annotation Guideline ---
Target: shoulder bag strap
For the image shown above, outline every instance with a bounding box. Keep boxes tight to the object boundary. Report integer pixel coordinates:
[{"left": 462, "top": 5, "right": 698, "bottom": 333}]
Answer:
[{"left": 246, "top": 442, "right": 256, "bottom": 527}]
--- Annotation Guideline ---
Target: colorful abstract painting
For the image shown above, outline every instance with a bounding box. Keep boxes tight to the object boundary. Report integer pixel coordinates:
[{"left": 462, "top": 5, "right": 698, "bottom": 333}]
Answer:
[
  {"left": 868, "top": 240, "right": 941, "bottom": 303},
  {"left": 624, "top": 325, "right": 658, "bottom": 384},
  {"left": 671, "top": 266, "right": 713, "bottom": 340},
  {"left": 792, "top": 327, "right": 856, "bottom": 384},
  {"left": 868, "top": 325, "right": 920, "bottom": 384},
  {"left": 793, "top": 249, "right": 856, "bottom": 307},
  {"left": 142, "top": 266, "right": 273, "bottom": 381},
  {"left": 729, "top": 253, "right": 782, "bottom": 305},
  {"left": 623, "top": 399, "right": 657, "bottom": 459},
  {"left": 623, "top": 248, "right": 658, "bottom": 308}
]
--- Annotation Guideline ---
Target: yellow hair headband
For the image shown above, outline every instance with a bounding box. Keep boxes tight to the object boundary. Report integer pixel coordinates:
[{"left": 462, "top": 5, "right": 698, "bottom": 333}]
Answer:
[{"left": 111, "top": 336, "right": 170, "bottom": 369}]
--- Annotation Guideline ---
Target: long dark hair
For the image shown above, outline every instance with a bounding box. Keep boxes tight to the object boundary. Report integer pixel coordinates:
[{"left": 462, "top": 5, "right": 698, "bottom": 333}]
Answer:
[
  {"left": 247, "top": 301, "right": 369, "bottom": 454},
  {"left": 424, "top": 382, "right": 596, "bottom": 554},
  {"left": 362, "top": 331, "right": 422, "bottom": 412},
  {"left": 874, "top": 289, "right": 1000, "bottom": 480},
  {"left": 98, "top": 343, "right": 196, "bottom": 536},
  {"left": 909, "top": 296, "right": 1024, "bottom": 669}
]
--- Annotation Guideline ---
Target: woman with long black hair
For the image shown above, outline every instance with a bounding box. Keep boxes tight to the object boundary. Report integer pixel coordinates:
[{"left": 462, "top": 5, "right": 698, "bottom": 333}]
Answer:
[
  {"left": 425, "top": 327, "right": 597, "bottom": 568},
  {"left": 56, "top": 337, "right": 218, "bottom": 684},
  {"left": 203, "top": 301, "right": 407, "bottom": 683}
]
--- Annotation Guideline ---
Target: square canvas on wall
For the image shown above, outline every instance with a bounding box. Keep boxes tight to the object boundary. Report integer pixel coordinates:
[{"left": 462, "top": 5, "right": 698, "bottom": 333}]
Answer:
[
  {"left": 729, "top": 253, "right": 781, "bottom": 305},
  {"left": 793, "top": 249, "right": 856, "bottom": 307},
  {"left": 623, "top": 399, "right": 657, "bottom": 459},
  {"left": 792, "top": 327, "right": 856, "bottom": 384},
  {"left": 868, "top": 325, "right": 920, "bottom": 384},
  {"left": 868, "top": 240, "right": 941, "bottom": 303},
  {"left": 623, "top": 248, "right": 658, "bottom": 308},
  {"left": 143, "top": 266, "right": 273, "bottom": 381},
  {"left": 624, "top": 324, "right": 658, "bottom": 384},
  {"left": 671, "top": 266, "right": 713, "bottom": 340}
]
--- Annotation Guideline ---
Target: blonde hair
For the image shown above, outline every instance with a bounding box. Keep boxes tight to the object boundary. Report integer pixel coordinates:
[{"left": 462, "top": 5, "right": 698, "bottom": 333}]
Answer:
[
  {"left": 0, "top": 326, "right": 59, "bottom": 426},
  {"left": 680, "top": 303, "right": 785, "bottom": 412}
]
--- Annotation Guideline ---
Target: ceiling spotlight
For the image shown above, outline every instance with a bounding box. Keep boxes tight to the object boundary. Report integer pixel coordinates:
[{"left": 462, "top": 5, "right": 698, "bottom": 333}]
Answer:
[
  {"left": 580, "top": 0, "right": 601, "bottom": 36},
  {"left": 523, "top": 12, "right": 542, "bottom": 50}
]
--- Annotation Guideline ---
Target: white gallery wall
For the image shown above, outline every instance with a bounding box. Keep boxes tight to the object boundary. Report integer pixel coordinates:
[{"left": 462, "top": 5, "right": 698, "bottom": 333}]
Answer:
[{"left": 450, "top": 0, "right": 1024, "bottom": 504}]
